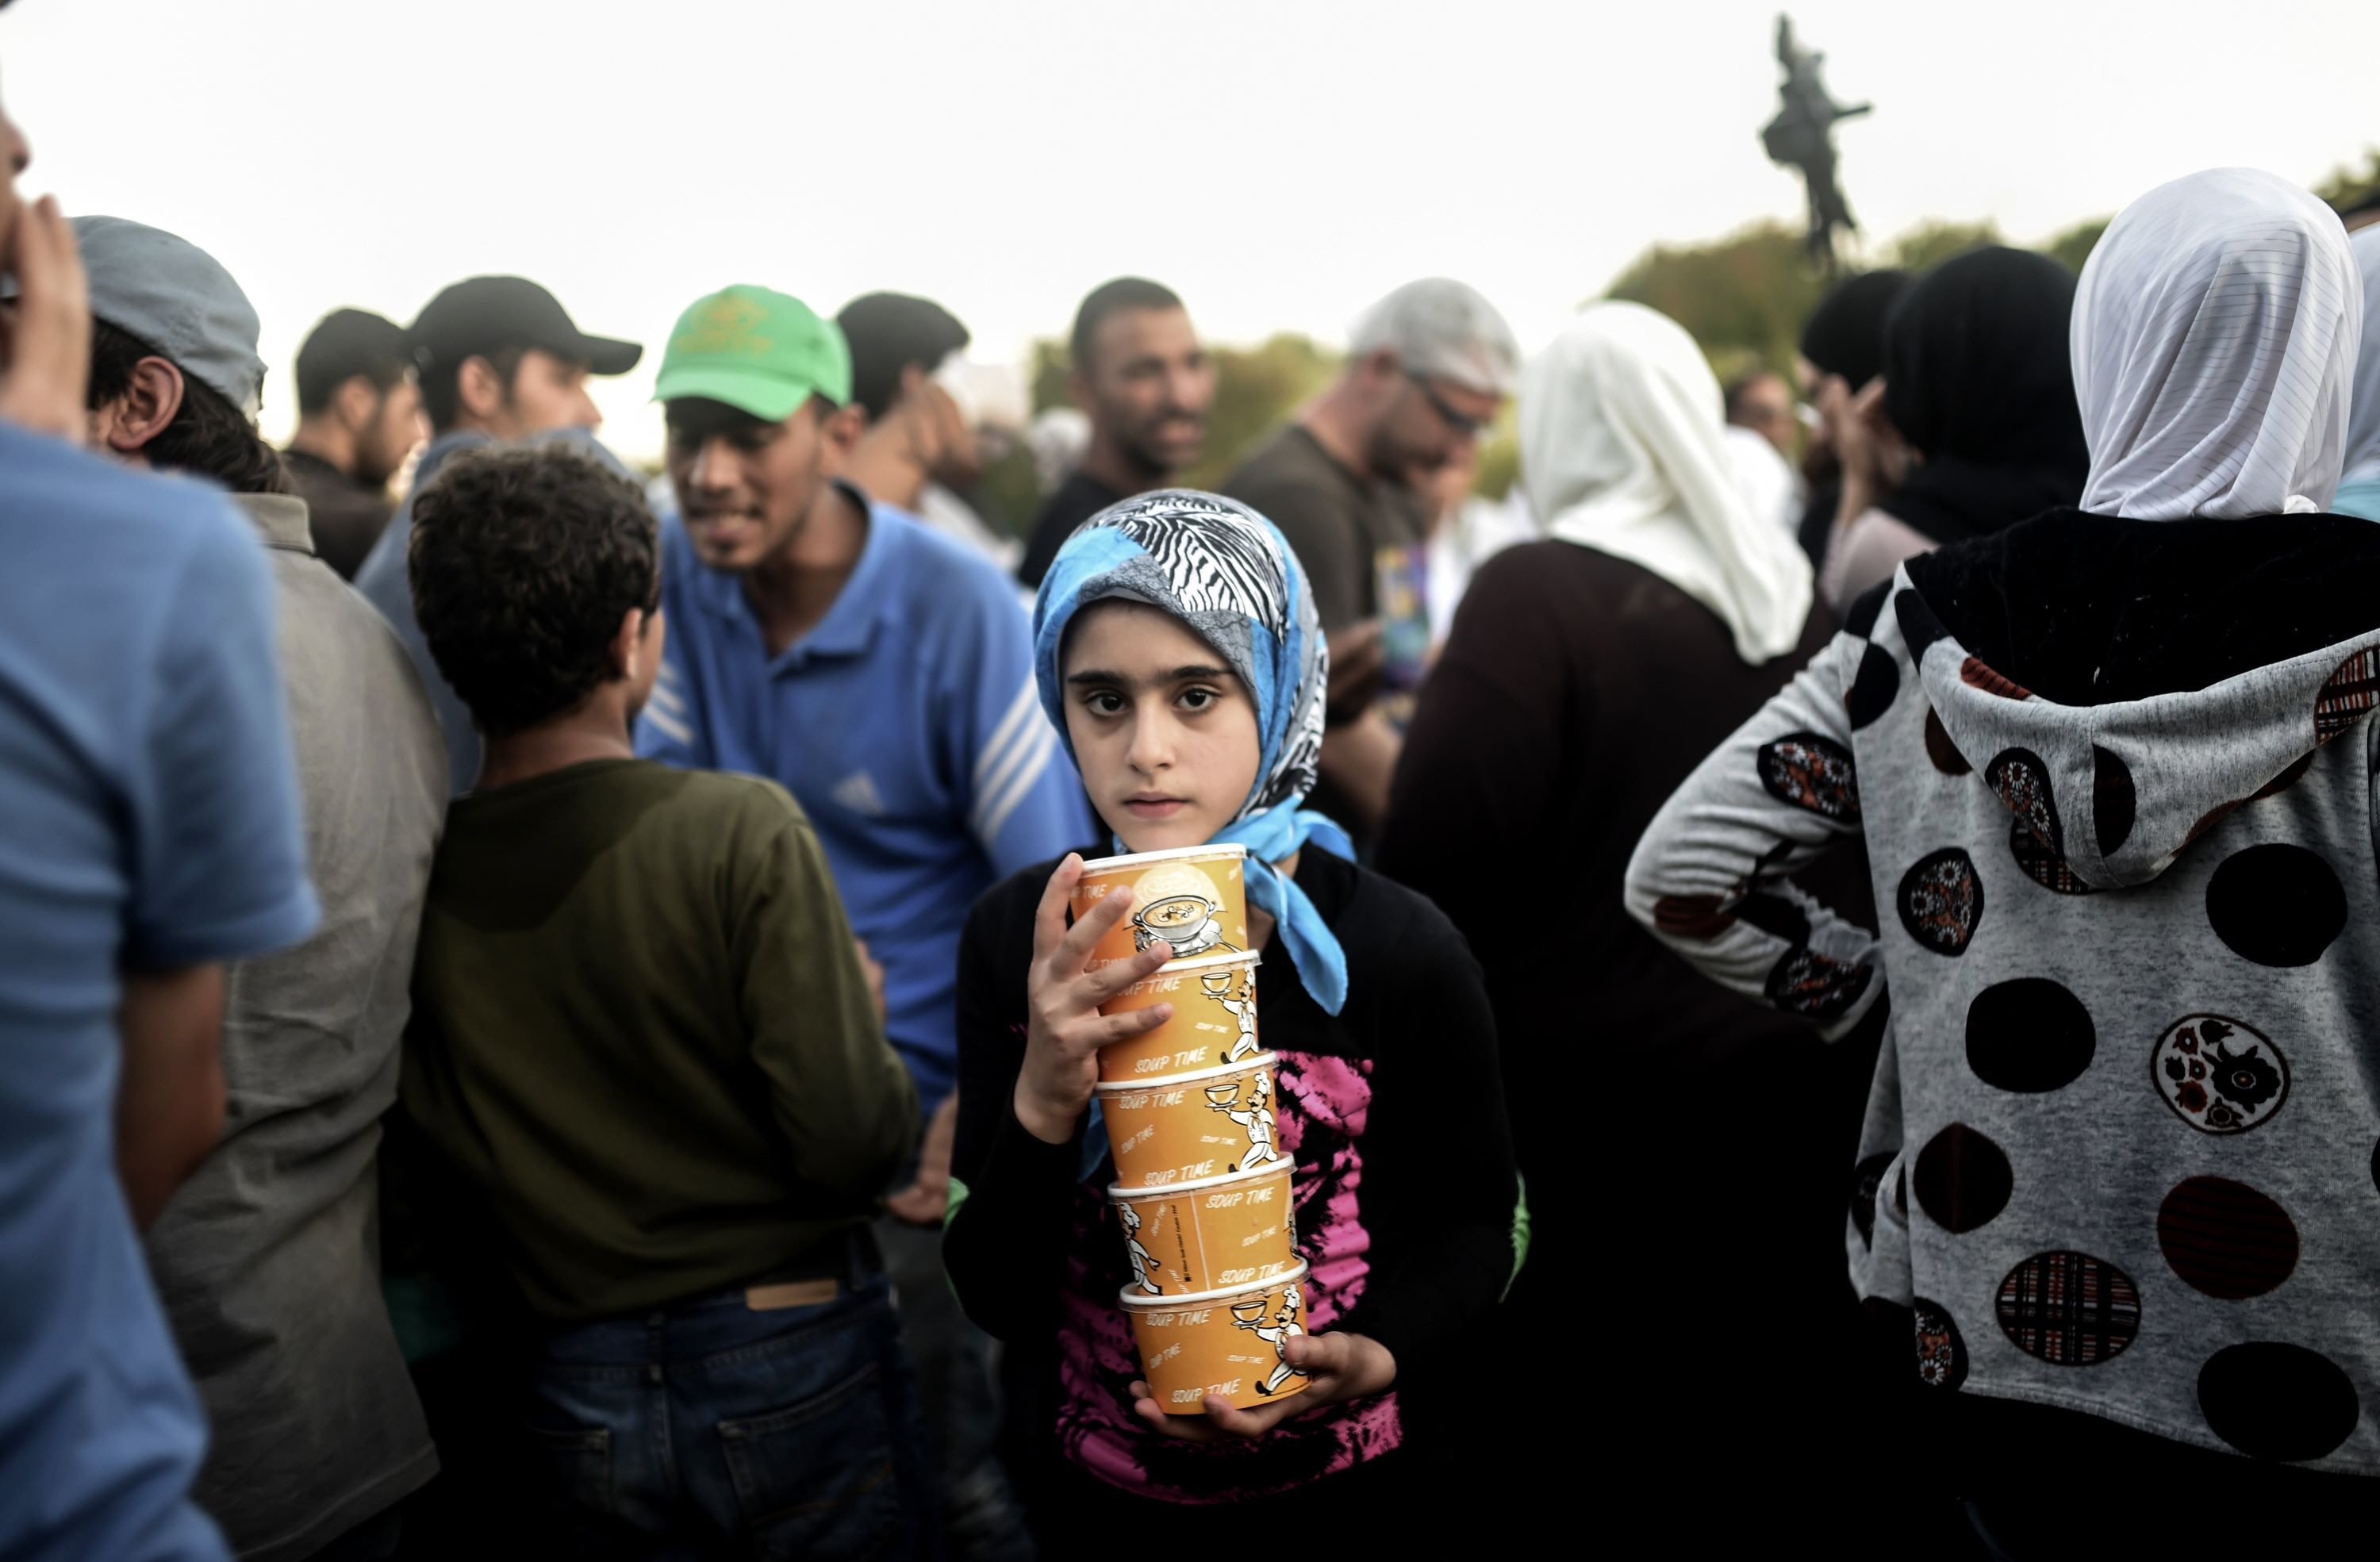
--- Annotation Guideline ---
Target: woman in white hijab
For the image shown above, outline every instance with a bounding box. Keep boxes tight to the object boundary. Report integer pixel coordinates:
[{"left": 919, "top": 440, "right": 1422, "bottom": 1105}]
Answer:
[
  {"left": 1625, "top": 167, "right": 2380, "bottom": 1551},
  {"left": 1376, "top": 301, "right": 1853, "bottom": 1526},
  {"left": 1518, "top": 302, "right": 1816, "bottom": 660},
  {"left": 2071, "top": 166, "right": 2363, "bottom": 520},
  {"left": 2334, "top": 224, "right": 2380, "bottom": 521}
]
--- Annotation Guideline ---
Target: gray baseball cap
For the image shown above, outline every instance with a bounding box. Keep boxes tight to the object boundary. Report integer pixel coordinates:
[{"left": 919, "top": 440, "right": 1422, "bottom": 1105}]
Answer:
[{"left": 71, "top": 216, "right": 267, "bottom": 418}]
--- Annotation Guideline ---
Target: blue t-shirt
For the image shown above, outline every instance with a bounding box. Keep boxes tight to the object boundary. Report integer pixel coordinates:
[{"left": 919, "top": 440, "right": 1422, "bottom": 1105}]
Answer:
[
  {"left": 355, "top": 431, "right": 484, "bottom": 798},
  {"left": 636, "top": 492, "right": 1092, "bottom": 1118},
  {"left": 0, "top": 424, "right": 318, "bottom": 1560}
]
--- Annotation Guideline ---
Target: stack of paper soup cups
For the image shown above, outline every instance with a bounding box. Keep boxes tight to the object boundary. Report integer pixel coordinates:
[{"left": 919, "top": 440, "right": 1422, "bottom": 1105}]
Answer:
[{"left": 1072, "top": 843, "right": 1311, "bottom": 1414}]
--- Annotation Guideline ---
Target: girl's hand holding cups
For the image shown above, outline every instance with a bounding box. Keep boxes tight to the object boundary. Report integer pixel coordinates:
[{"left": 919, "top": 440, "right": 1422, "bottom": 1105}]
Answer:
[
  {"left": 1013, "top": 854, "right": 1176, "bottom": 1146},
  {"left": 1129, "top": 1331, "right": 1399, "bottom": 1442}
]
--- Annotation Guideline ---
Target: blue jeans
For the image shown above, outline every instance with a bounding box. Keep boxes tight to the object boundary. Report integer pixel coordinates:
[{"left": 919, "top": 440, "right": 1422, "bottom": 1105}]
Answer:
[{"left": 524, "top": 1272, "right": 935, "bottom": 1560}]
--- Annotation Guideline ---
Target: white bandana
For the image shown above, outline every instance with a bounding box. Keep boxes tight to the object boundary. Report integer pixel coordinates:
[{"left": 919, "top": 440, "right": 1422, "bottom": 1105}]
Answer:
[
  {"left": 2072, "top": 168, "right": 2363, "bottom": 520},
  {"left": 2344, "top": 224, "right": 2380, "bottom": 489},
  {"left": 1522, "top": 302, "right": 1814, "bottom": 664}
]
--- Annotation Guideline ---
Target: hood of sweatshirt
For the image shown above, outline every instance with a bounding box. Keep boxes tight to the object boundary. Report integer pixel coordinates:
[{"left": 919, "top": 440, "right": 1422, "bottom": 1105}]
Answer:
[{"left": 1893, "top": 508, "right": 2380, "bottom": 891}]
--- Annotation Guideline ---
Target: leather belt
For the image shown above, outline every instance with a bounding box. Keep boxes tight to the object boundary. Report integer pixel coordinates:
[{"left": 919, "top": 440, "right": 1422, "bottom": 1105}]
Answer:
[{"left": 742, "top": 1226, "right": 881, "bottom": 1311}]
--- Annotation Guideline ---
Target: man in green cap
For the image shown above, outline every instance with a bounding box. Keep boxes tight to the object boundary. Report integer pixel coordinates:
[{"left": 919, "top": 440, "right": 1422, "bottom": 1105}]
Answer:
[{"left": 637, "top": 285, "right": 1084, "bottom": 1559}]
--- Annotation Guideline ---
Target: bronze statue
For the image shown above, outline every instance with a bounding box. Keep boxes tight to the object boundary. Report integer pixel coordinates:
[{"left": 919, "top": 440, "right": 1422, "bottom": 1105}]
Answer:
[{"left": 1762, "top": 14, "right": 1871, "bottom": 273}]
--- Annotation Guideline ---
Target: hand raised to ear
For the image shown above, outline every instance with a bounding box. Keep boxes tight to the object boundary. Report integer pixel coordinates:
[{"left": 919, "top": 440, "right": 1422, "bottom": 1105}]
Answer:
[
  {"left": 0, "top": 195, "right": 90, "bottom": 443},
  {"left": 1831, "top": 375, "right": 1911, "bottom": 528}
]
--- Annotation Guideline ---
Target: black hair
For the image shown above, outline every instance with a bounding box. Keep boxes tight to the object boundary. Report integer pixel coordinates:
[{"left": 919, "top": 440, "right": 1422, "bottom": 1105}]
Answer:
[
  {"left": 835, "top": 292, "right": 969, "bottom": 422},
  {"left": 294, "top": 308, "right": 411, "bottom": 414},
  {"left": 408, "top": 443, "right": 660, "bottom": 738},
  {"left": 86, "top": 318, "right": 290, "bottom": 495},
  {"left": 1723, "top": 370, "right": 1782, "bottom": 422},
  {"left": 417, "top": 342, "right": 528, "bottom": 432},
  {"left": 1069, "top": 277, "right": 1184, "bottom": 376}
]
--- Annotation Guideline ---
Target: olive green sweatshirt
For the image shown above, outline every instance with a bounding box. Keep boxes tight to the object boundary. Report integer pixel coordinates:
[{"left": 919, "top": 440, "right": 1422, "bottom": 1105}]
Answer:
[{"left": 401, "top": 758, "right": 916, "bottom": 1322}]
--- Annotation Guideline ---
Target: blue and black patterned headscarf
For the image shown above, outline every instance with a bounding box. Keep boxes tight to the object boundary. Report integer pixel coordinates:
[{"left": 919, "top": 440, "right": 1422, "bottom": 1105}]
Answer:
[{"left": 1034, "top": 489, "right": 1351, "bottom": 1015}]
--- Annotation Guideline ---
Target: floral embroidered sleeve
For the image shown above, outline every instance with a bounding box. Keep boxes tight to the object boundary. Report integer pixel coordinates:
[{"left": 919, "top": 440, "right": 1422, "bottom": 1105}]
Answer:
[{"left": 1622, "top": 624, "right": 1883, "bottom": 1039}]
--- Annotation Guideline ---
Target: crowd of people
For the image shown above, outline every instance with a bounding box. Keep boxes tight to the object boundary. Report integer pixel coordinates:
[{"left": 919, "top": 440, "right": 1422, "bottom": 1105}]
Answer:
[{"left": 10, "top": 28, "right": 2380, "bottom": 1560}]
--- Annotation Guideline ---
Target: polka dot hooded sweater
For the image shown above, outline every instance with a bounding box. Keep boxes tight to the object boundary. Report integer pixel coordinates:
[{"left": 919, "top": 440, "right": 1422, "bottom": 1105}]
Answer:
[{"left": 1624, "top": 509, "right": 2380, "bottom": 1475}]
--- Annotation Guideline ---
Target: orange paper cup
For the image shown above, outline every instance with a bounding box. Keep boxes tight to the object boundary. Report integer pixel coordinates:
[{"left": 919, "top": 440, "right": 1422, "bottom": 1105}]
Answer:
[
  {"left": 1071, "top": 845, "right": 1249, "bottom": 970},
  {"left": 1111, "top": 1162, "right": 1298, "bottom": 1298},
  {"left": 1097, "top": 950, "right": 1263, "bottom": 1084},
  {"left": 1097, "top": 1054, "right": 1284, "bottom": 1189},
  {"left": 1120, "top": 1261, "right": 1313, "bottom": 1414}
]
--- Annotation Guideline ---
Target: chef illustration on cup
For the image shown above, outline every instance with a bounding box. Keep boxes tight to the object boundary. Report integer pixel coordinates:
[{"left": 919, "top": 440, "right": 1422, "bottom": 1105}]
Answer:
[
  {"left": 1200, "top": 965, "right": 1261, "bottom": 1065},
  {"left": 1207, "top": 1069, "right": 1281, "bottom": 1173},
  {"left": 1230, "top": 1281, "right": 1307, "bottom": 1396},
  {"left": 1119, "top": 1199, "right": 1160, "bottom": 1295}
]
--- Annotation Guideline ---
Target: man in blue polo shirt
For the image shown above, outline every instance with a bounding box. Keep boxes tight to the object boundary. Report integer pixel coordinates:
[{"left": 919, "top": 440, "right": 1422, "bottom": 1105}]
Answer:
[
  {"left": 0, "top": 108, "right": 318, "bottom": 1560},
  {"left": 637, "top": 284, "right": 1083, "bottom": 1560}
]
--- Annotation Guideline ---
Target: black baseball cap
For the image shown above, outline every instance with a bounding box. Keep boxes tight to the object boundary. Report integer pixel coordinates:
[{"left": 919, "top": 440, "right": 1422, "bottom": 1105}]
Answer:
[
  {"left": 408, "top": 276, "right": 642, "bottom": 379},
  {"left": 294, "top": 309, "right": 412, "bottom": 412},
  {"left": 836, "top": 292, "right": 968, "bottom": 421}
]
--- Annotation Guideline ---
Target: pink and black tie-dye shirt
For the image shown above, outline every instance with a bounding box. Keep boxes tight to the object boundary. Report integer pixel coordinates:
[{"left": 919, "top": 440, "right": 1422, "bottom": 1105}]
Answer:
[{"left": 948, "top": 845, "right": 1521, "bottom": 1505}]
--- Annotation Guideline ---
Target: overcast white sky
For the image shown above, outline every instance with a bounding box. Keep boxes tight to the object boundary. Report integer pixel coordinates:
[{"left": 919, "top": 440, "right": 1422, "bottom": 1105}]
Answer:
[{"left": 7, "top": 0, "right": 2376, "bottom": 460}]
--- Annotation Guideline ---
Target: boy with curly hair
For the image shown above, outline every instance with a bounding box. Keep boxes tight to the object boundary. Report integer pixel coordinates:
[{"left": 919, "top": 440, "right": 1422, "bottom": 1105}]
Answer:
[{"left": 400, "top": 443, "right": 929, "bottom": 1554}]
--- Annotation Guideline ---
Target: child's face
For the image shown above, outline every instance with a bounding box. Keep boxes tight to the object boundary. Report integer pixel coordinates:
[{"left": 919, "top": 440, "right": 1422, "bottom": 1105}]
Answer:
[{"left": 1061, "top": 601, "right": 1261, "bottom": 854}]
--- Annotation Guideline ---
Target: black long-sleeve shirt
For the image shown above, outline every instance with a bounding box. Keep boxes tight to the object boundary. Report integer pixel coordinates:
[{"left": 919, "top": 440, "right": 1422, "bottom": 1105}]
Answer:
[
  {"left": 1376, "top": 543, "right": 1868, "bottom": 1305},
  {"left": 944, "top": 843, "right": 1519, "bottom": 1506},
  {"left": 1375, "top": 542, "right": 1893, "bottom": 1513}
]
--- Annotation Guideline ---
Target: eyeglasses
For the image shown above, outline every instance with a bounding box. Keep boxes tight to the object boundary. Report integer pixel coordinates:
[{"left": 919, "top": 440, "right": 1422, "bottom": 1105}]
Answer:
[{"left": 1403, "top": 370, "right": 1490, "bottom": 439}]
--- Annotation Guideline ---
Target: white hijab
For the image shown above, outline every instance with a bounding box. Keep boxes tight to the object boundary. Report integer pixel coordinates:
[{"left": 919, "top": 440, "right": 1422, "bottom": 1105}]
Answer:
[
  {"left": 2345, "top": 224, "right": 2380, "bottom": 488},
  {"left": 1522, "top": 302, "right": 1814, "bottom": 663},
  {"left": 2072, "top": 168, "right": 2363, "bottom": 520}
]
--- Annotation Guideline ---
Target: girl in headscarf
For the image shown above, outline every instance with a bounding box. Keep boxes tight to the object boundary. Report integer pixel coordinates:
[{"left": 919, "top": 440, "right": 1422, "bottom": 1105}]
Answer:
[
  {"left": 1377, "top": 302, "right": 1868, "bottom": 1537},
  {"left": 1627, "top": 168, "right": 2380, "bottom": 1548},
  {"left": 945, "top": 490, "right": 1520, "bottom": 1542},
  {"left": 1819, "top": 245, "right": 2090, "bottom": 608},
  {"left": 2334, "top": 224, "right": 2380, "bottom": 520}
]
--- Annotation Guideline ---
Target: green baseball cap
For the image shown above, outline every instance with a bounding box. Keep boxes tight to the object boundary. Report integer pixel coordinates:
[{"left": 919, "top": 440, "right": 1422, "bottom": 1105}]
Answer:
[{"left": 653, "top": 284, "right": 852, "bottom": 420}]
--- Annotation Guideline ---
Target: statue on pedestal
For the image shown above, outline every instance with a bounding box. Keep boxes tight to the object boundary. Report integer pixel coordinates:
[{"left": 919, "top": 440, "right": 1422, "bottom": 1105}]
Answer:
[{"left": 1761, "top": 14, "right": 1871, "bottom": 273}]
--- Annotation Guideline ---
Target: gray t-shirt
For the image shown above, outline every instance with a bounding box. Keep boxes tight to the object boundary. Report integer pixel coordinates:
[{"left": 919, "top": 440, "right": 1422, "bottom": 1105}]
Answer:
[
  {"left": 1222, "top": 423, "right": 1426, "bottom": 631},
  {"left": 146, "top": 494, "right": 448, "bottom": 1560}
]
